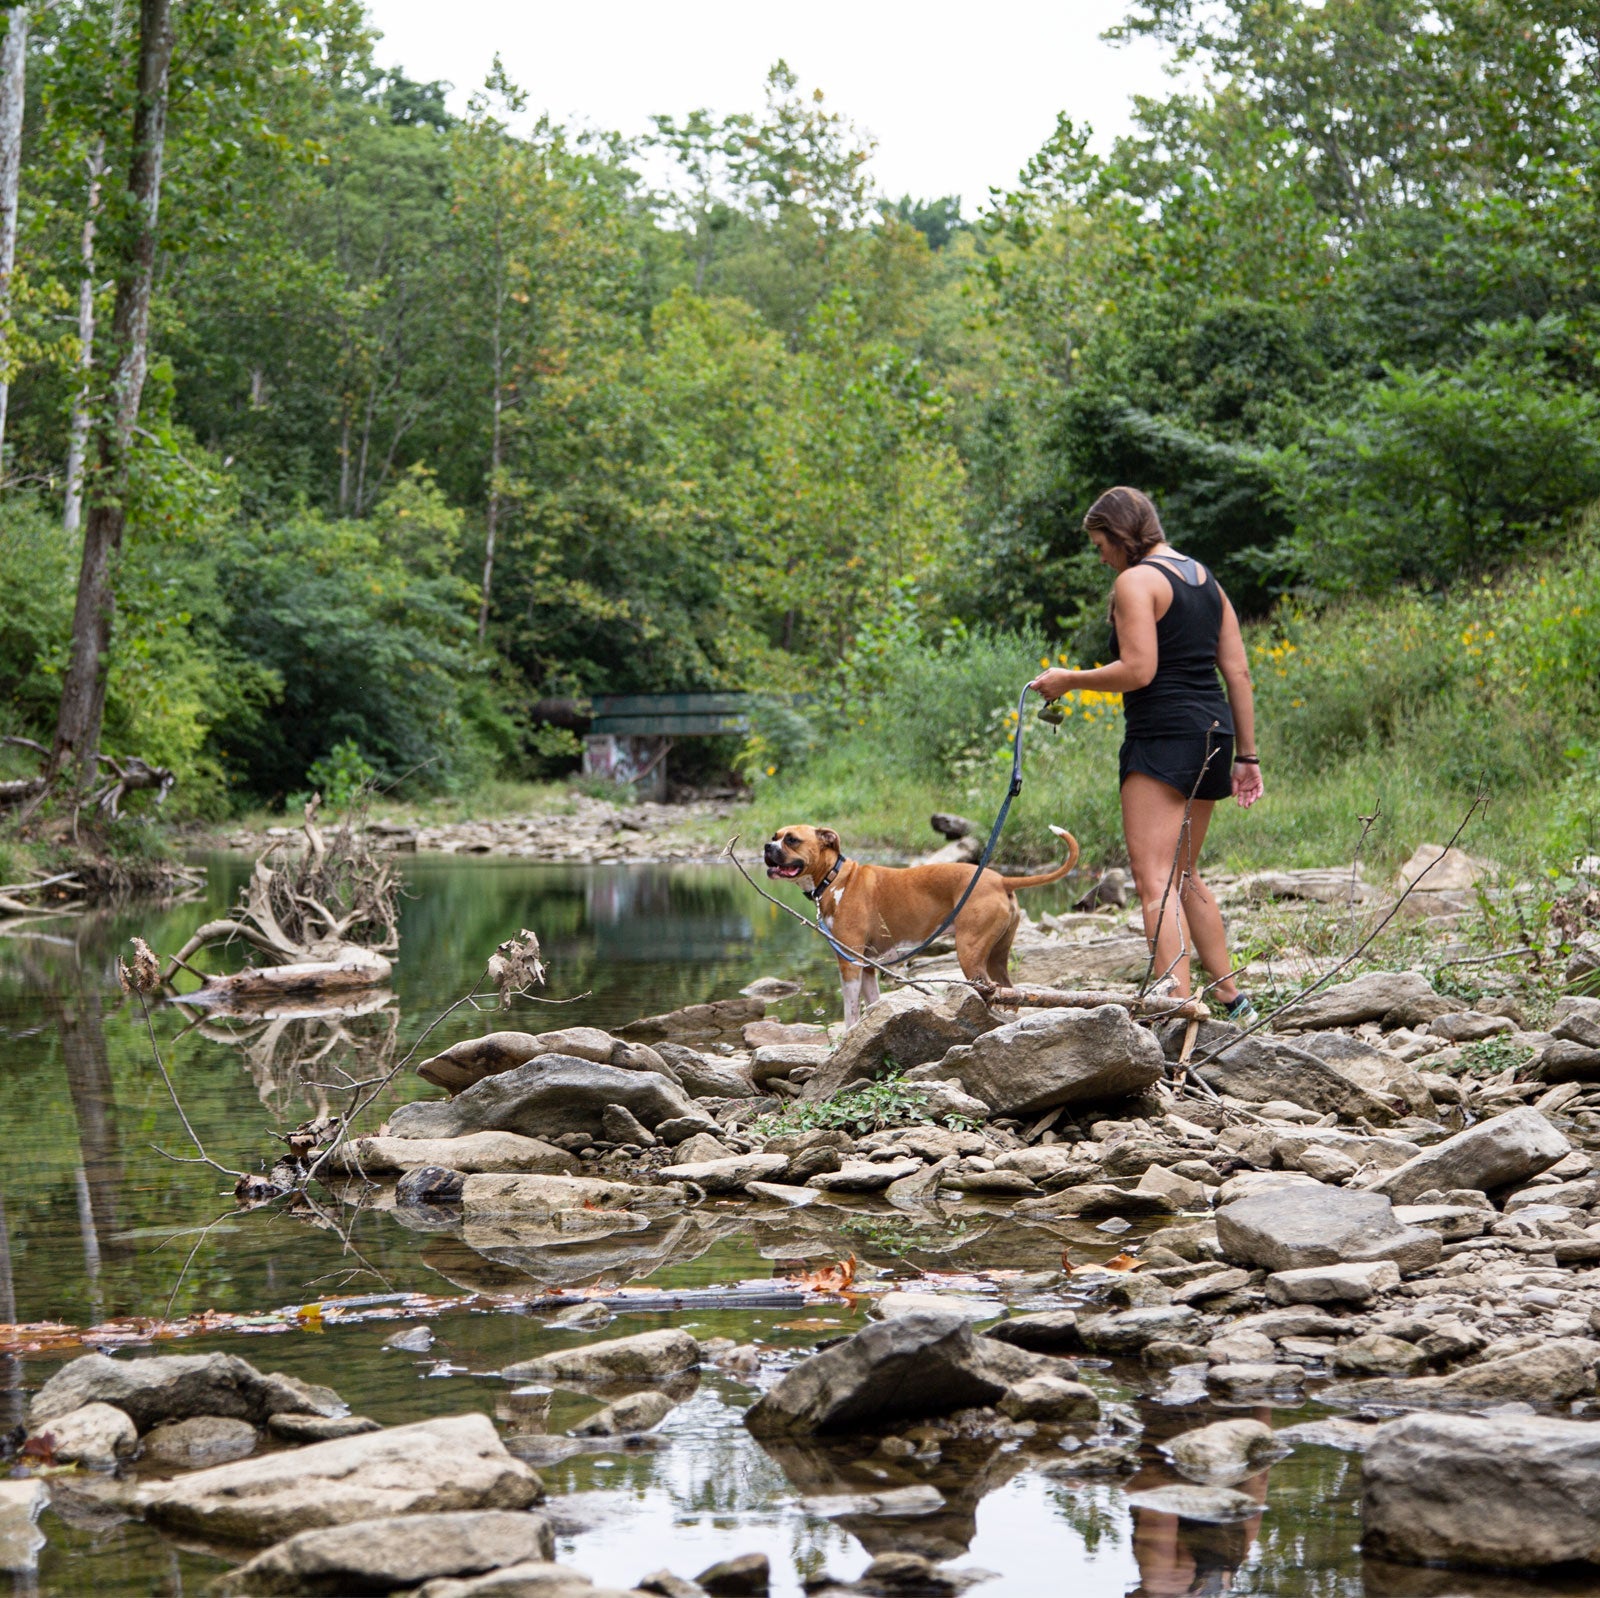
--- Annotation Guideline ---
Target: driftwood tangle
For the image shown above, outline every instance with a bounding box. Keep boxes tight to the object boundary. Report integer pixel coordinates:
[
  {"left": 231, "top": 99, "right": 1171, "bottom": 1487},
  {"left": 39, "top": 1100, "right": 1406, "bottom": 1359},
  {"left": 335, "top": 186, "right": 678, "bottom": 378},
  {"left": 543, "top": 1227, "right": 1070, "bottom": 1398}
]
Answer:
[{"left": 165, "top": 796, "right": 398, "bottom": 1006}]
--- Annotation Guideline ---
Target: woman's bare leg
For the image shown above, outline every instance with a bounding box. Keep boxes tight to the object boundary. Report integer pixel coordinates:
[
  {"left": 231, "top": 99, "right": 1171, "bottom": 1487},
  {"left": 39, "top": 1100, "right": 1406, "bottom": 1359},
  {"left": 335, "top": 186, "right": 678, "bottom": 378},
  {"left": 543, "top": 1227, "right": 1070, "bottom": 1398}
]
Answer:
[
  {"left": 1121, "top": 774, "right": 1206, "bottom": 995},
  {"left": 1121, "top": 776, "right": 1244, "bottom": 1001},
  {"left": 1173, "top": 803, "right": 1242, "bottom": 1004}
]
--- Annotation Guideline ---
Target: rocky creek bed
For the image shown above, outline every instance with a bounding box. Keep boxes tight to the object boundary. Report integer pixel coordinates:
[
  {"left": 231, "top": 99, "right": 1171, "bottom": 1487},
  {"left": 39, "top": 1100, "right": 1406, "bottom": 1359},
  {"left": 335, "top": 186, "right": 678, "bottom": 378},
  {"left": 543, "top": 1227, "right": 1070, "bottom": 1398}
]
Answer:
[{"left": 8, "top": 850, "right": 1600, "bottom": 1596}]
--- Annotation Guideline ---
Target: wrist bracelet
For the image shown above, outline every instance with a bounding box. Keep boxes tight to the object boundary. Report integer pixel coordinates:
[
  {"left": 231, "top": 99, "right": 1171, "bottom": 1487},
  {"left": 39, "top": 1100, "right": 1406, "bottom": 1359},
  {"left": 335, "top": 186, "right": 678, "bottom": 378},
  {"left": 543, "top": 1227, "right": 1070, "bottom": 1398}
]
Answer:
[{"left": 1234, "top": 755, "right": 1259, "bottom": 764}]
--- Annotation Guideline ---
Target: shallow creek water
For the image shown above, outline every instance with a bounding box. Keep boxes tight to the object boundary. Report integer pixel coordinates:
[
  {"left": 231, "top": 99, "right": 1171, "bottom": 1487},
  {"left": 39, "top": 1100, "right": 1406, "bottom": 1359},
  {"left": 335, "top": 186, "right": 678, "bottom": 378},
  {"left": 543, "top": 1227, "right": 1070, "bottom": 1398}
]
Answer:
[{"left": 0, "top": 856, "right": 1586, "bottom": 1597}]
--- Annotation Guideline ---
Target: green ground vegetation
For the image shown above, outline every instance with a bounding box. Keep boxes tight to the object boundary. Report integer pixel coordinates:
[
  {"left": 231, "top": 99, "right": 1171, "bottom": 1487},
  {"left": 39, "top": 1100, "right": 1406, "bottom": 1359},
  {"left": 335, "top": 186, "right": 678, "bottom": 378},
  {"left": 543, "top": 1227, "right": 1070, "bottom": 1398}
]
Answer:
[{"left": 2, "top": 0, "right": 1600, "bottom": 885}]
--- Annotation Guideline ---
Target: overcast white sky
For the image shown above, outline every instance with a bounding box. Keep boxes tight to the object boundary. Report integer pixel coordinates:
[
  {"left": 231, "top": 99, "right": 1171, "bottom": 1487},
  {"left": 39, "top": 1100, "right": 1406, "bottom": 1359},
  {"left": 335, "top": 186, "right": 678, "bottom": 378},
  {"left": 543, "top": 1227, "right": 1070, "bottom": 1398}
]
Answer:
[{"left": 362, "top": 1, "right": 1179, "bottom": 210}]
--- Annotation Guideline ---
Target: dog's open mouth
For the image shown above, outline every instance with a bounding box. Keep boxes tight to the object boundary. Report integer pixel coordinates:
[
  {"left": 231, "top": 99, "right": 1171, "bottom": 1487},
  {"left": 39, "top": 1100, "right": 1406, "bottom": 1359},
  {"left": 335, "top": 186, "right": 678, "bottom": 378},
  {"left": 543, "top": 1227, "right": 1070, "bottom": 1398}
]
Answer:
[{"left": 766, "top": 861, "right": 804, "bottom": 879}]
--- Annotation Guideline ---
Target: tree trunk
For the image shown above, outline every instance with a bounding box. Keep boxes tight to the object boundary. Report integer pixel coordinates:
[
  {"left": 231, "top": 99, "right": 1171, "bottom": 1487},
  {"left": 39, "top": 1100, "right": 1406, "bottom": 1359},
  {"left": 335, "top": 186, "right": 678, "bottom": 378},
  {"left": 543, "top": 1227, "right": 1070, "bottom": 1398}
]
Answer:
[
  {"left": 477, "top": 184, "right": 506, "bottom": 644},
  {"left": 62, "top": 3, "right": 123, "bottom": 535},
  {"left": 478, "top": 335, "right": 502, "bottom": 641},
  {"left": 51, "top": 0, "right": 175, "bottom": 787},
  {"left": 63, "top": 136, "right": 107, "bottom": 534},
  {"left": 0, "top": 4, "right": 30, "bottom": 467}
]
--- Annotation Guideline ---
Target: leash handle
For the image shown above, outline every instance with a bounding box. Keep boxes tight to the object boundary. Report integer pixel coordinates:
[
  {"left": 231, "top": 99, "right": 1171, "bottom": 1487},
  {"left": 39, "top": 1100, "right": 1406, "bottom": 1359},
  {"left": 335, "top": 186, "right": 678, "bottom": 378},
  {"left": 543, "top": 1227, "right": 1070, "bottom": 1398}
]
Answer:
[{"left": 817, "top": 682, "right": 1035, "bottom": 966}]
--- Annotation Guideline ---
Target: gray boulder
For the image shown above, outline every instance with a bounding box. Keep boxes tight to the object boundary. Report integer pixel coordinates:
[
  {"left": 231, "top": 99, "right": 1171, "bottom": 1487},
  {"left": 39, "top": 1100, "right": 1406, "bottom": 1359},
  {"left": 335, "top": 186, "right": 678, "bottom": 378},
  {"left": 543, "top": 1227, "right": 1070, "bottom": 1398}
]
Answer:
[
  {"left": 743, "top": 1310, "right": 1051, "bottom": 1436},
  {"left": 983, "top": 1310, "right": 1080, "bottom": 1353},
  {"left": 415, "top": 1565, "right": 623, "bottom": 1598},
  {"left": 1370, "top": 1106, "right": 1570, "bottom": 1204},
  {"left": 389, "top": 1057, "right": 697, "bottom": 1142},
  {"left": 140, "top": 1414, "right": 541, "bottom": 1545},
  {"left": 1165, "top": 1419, "right": 1282, "bottom": 1485},
  {"left": 501, "top": 1329, "right": 700, "bottom": 1383},
  {"left": 1009, "top": 937, "right": 1150, "bottom": 986},
  {"left": 1215, "top": 1186, "right": 1440, "bottom": 1274},
  {"left": 800, "top": 990, "right": 994, "bottom": 1101},
  {"left": 460, "top": 1173, "right": 662, "bottom": 1218},
  {"left": 1363, "top": 1412, "right": 1600, "bottom": 1569},
  {"left": 932, "top": 1005, "right": 1166, "bottom": 1117},
  {"left": 0, "top": 1480, "right": 47, "bottom": 1575},
  {"left": 29, "top": 1352, "right": 343, "bottom": 1433},
  {"left": 570, "top": 1390, "right": 676, "bottom": 1437},
  {"left": 996, "top": 1375, "right": 1100, "bottom": 1422},
  {"left": 141, "top": 1415, "right": 258, "bottom": 1469},
  {"left": 1277, "top": 970, "right": 1453, "bottom": 1030},
  {"left": 750, "top": 1044, "right": 830, "bottom": 1088},
  {"left": 617, "top": 998, "right": 764, "bottom": 1042},
  {"left": 323, "top": 1133, "right": 580, "bottom": 1177},
  {"left": 807, "top": 1159, "right": 923, "bottom": 1193},
  {"left": 1195, "top": 1035, "right": 1397, "bottom": 1123},
  {"left": 1077, "top": 1307, "right": 1201, "bottom": 1354},
  {"left": 1124, "top": 1484, "right": 1264, "bottom": 1523},
  {"left": 657, "top": 1153, "right": 789, "bottom": 1193},
  {"left": 1323, "top": 1338, "right": 1599, "bottom": 1409},
  {"left": 28, "top": 1401, "right": 136, "bottom": 1470},
  {"left": 653, "top": 1044, "right": 759, "bottom": 1099},
  {"left": 215, "top": 1509, "right": 555, "bottom": 1595}
]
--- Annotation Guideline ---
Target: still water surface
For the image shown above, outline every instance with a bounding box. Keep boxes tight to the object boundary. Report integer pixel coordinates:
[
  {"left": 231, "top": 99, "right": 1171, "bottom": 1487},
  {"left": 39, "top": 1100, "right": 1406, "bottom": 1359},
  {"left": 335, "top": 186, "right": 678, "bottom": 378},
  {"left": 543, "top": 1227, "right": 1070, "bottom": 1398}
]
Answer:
[{"left": 0, "top": 856, "right": 1578, "bottom": 1596}]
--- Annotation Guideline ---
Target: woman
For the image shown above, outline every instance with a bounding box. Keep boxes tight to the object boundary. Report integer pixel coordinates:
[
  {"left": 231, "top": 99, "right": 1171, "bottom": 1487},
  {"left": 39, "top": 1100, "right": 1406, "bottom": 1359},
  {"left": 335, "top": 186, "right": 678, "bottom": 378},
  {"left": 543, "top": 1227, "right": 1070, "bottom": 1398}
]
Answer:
[{"left": 1029, "top": 486, "right": 1263, "bottom": 1020}]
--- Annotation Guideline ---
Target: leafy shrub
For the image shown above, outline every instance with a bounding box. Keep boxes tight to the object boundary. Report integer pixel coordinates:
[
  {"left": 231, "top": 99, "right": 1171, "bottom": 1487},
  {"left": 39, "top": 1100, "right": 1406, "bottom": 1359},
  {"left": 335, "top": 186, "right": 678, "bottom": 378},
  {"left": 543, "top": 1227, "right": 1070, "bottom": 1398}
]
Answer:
[
  {"left": 758, "top": 1070, "right": 979, "bottom": 1136},
  {"left": 1273, "top": 319, "right": 1600, "bottom": 593},
  {"left": 304, "top": 739, "right": 379, "bottom": 809},
  {"left": 215, "top": 473, "right": 504, "bottom": 802}
]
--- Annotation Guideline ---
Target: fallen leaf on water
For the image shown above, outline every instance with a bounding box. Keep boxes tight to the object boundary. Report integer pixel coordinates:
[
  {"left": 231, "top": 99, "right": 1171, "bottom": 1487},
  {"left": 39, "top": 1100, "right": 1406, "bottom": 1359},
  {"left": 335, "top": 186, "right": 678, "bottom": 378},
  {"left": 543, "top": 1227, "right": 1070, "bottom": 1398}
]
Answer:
[
  {"left": 296, "top": 1303, "right": 326, "bottom": 1330},
  {"left": 787, "top": 1254, "right": 857, "bottom": 1293},
  {"left": 1103, "top": 1253, "right": 1144, "bottom": 1272}
]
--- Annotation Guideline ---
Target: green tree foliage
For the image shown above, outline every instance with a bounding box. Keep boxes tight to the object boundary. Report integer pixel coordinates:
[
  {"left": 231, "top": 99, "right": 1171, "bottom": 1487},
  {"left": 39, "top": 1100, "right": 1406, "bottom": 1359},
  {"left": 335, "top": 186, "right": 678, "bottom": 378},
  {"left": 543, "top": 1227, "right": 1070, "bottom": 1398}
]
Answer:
[{"left": 6, "top": 0, "right": 1600, "bottom": 816}]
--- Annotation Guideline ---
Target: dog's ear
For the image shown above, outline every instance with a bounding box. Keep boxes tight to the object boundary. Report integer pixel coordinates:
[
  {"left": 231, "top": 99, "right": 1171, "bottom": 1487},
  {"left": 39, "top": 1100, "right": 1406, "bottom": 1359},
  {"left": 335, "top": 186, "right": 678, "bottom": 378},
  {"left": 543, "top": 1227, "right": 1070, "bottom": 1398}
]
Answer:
[{"left": 816, "top": 827, "right": 841, "bottom": 852}]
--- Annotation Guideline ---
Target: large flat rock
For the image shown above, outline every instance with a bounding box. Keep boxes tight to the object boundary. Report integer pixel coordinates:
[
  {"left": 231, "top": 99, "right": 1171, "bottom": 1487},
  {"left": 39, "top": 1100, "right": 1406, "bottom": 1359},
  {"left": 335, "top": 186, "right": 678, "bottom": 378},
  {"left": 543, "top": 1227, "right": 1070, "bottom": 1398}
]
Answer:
[
  {"left": 325, "top": 1132, "right": 579, "bottom": 1176},
  {"left": 216, "top": 1509, "right": 555, "bottom": 1595},
  {"left": 501, "top": 1329, "right": 700, "bottom": 1383},
  {"left": 1276, "top": 970, "right": 1453, "bottom": 1030},
  {"left": 1215, "top": 1185, "right": 1440, "bottom": 1274},
  {"left": 1323, "top": 1339, "right": 1600, "bottom": 1410},
  {"left": 459, "top": 1173, "right": 663, "bottom": 1218},
  {"left": 388, "top": 1056, "right": 696, "bottom": 1142},
  {"left": 1196, "top": 1035, "right": 1397, "bottom": 1123},
  {"left": 140, "top": 1414, "right": 541, "bottom": 1545},
  {"left": 1370, "top": 1106, "right": 1570, "bottom": 1203},
  {"left": 1363, "top": 1412, "right": 1600, "bottom": 1569},
  {"left": 743, "top": 1310, "right": 1053, "bottom": 1436},
  {"left": 29, "top": 1353, "right": 342, "bottom": 1434},
  {"left": 934, "top": 1005, "right": 1165, "bottom": 1117}
]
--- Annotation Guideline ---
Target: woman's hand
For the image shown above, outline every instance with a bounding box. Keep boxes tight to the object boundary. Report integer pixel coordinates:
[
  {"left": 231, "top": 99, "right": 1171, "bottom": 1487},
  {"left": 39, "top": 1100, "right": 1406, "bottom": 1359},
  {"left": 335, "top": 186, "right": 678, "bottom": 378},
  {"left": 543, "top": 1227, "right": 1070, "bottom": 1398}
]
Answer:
[
  {"left": 1233, "top": 760, "right": 1264, "bottom": 809},
  {"left": 1029, "top": 667, "right": 1076, "bottom": 699}
]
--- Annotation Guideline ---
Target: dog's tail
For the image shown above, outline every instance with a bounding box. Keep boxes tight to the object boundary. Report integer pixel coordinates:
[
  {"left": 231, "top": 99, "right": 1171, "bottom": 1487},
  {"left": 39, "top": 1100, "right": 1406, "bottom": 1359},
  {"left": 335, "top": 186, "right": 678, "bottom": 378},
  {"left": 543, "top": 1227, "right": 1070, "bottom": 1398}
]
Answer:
[{"left": 996, "top": 825, "right": 1080, "bottom": 890}]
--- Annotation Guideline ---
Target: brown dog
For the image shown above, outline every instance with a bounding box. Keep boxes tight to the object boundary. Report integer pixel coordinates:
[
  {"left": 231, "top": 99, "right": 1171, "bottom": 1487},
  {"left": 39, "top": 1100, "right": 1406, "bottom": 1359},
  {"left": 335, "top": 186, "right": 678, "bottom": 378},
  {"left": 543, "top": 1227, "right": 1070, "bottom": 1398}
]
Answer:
[{"left": 764, "top": 823, "right": 1081, "bottom": 1026}]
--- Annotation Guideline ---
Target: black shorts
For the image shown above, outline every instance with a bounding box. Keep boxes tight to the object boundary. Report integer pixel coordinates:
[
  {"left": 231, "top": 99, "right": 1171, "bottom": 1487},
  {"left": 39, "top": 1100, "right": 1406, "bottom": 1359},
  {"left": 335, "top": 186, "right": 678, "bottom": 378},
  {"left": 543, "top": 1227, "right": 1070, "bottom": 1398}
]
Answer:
[{"left": 1120, "top": 733, "right": 1234, "bottom": 801}]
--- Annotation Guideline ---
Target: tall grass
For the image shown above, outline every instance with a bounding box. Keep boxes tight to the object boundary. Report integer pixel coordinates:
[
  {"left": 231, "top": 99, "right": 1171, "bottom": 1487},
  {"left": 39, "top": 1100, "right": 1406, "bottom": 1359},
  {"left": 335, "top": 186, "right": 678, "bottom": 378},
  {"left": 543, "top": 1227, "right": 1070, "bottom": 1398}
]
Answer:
[{"left": 725, "top": 523, "right": 1600, "bottom": 877}]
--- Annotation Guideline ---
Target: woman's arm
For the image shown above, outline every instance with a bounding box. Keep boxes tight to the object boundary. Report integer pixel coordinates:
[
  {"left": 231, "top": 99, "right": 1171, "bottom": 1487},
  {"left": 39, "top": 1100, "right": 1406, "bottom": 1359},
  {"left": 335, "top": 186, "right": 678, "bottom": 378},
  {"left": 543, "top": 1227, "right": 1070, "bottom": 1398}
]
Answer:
[
  {"left": 1216, "top": 593, "right": 1263, "bottom": 808},
  {"left": 1029, "top": 570, "right": 1159, "bottom": 698}
]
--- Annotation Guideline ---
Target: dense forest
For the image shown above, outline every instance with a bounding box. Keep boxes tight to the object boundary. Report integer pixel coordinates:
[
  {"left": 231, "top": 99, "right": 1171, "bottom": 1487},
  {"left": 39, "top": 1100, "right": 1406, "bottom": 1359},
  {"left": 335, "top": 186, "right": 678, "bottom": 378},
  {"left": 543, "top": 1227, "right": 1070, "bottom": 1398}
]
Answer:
[{"left": 2, "top": 0, "right": 1599, "bottom": 848}]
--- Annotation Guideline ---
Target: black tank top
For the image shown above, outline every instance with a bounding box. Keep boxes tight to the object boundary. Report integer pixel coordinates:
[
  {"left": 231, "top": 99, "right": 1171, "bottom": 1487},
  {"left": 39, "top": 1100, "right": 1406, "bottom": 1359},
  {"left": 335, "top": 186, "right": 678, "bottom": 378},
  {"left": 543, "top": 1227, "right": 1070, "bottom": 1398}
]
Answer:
[{"left": 1110, "top": 556, "right": 1235, "bottom": 740}]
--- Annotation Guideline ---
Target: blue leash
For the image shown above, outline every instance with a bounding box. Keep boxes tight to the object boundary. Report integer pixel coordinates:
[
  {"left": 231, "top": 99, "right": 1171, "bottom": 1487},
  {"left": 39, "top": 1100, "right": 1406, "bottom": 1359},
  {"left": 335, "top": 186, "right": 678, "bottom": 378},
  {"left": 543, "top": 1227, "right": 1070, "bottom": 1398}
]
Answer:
[{"left": 813, "top": 681, "right": 1034, "bottom": 968}]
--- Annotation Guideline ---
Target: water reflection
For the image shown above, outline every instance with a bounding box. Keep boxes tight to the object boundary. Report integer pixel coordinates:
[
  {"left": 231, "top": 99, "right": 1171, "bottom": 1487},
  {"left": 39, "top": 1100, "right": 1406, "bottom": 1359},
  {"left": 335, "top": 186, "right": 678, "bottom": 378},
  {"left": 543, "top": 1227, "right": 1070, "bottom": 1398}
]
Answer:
[{"left": 0, "top": 858, "right": 1544, "bottom": 1598}]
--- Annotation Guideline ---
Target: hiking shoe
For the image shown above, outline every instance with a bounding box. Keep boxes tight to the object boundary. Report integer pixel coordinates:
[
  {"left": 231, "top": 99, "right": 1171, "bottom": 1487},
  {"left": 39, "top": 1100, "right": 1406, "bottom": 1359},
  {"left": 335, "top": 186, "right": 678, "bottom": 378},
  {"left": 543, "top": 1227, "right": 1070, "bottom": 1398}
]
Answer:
[{"left": 1223, "top": 993, "right": 1260, "bottom": 1028}]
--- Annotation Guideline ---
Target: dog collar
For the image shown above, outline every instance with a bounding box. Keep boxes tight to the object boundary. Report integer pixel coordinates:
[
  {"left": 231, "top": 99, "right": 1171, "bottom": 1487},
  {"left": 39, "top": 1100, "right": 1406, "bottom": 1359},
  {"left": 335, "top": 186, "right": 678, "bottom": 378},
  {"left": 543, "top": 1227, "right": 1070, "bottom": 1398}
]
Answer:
[{"left": 804, "top": 855, "right": 848, "bottom": 902}]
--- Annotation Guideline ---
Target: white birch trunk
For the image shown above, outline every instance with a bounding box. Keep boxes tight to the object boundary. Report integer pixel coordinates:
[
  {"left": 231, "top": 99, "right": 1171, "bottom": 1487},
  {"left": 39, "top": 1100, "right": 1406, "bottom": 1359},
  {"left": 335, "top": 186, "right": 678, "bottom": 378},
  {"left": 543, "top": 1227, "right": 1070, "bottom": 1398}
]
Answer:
[{"left": 0, "top": 4, "right": 30, "bottom": 466}]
